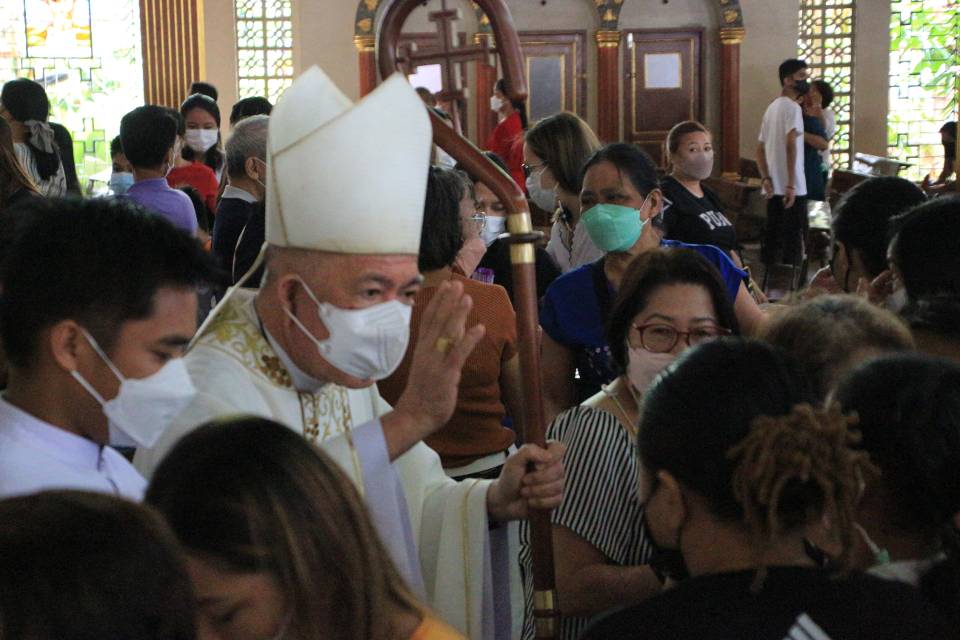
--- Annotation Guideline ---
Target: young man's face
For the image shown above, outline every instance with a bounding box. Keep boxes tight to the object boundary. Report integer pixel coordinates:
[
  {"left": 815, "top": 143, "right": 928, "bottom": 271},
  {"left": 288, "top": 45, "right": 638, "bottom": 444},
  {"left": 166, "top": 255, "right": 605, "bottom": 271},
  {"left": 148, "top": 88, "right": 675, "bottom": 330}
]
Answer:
[
  {"left": 783, "top": 67, "right": 810, "bottom": 90},
  {"left": 78, "top": 286, "right": 198, "bottom": 443}
]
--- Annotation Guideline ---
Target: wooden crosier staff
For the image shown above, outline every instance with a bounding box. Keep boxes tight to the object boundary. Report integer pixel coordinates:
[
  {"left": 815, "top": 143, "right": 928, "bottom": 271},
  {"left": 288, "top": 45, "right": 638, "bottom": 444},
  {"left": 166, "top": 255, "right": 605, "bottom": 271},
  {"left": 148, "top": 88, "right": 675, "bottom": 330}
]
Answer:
[{"left": 376, "top": 1, "right": 559, "bottom": 637}]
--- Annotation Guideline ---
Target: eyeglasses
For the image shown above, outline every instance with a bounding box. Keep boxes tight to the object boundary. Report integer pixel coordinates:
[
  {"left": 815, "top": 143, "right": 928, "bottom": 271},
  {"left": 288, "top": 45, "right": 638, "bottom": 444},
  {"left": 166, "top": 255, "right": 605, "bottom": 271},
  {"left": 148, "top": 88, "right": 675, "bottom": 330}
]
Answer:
[
  {"left": 522, "top": 162, "right": 545, "bottom": 178},
  {"left": 631, "top": 323, "right": 730, "bottom": 354},
  {"left": 469, "top": 211, "right": 487, "bottom": 236}
]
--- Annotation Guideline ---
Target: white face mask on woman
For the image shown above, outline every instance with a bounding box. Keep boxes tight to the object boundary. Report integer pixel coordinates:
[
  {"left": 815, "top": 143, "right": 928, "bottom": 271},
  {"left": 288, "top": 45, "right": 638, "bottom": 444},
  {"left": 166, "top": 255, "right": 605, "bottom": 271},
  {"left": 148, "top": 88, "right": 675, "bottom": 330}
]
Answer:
[
  {"left": 482, "top": 215, "right": 507, "bottom": 247},
  {"left": 675, "top": 150, "right": 714, "bottom": 181},
  {"left": 526, "top": 167, "right": 557, "bottom": 213},
  {"left": 70, "top": 329, "right": 196, "bottom": 448},
  {"left": 489, "top": 95, "right": 504, "bottom": 112},
  {"left": 283, "top": 276, "right": 412, "bottom": 382},
  {"left": 626, "top": 346, "right": 676, "bottom": 395},
  {"left": 184, "top": 128, "right": 218, "bottom": 154}
]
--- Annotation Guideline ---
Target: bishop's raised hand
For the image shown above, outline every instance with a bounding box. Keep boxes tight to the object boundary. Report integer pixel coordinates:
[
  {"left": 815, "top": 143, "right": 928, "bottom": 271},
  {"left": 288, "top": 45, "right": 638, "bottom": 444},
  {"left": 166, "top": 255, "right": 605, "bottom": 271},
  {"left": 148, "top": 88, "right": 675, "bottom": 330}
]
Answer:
[{"left": 381, "top": 279, "right": 485, "bottom": 461}]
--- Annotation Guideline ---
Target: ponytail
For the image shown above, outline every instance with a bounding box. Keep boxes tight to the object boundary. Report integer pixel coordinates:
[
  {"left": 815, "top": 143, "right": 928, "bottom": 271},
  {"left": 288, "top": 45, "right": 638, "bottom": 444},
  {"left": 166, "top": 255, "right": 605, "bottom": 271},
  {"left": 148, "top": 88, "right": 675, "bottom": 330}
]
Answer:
[
  {"left": 23, "top": 121, "right": 62, "bottom": 181},
  {"left": 728, "top": 403, "right": 877, "bottom": 591}
]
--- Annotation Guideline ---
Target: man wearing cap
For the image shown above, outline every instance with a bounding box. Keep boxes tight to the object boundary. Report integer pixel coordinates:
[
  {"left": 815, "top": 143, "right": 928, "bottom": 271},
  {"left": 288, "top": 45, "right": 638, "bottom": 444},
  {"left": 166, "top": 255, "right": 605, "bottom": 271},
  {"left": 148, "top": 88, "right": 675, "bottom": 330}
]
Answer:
[{"left": 135, "top": 67, "right": 563, "bottom": 638}]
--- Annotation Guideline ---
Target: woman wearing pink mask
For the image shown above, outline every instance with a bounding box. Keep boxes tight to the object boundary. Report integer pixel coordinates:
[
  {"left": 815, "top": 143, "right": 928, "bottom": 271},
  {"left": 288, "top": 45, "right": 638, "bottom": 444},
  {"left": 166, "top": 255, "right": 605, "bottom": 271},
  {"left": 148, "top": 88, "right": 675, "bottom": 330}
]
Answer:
[
  {"left": 661, "top": 121, "right": 741, "bottom": 266},
  {"left": 518, "top": 248, "right": 738, "bottom": 640}
]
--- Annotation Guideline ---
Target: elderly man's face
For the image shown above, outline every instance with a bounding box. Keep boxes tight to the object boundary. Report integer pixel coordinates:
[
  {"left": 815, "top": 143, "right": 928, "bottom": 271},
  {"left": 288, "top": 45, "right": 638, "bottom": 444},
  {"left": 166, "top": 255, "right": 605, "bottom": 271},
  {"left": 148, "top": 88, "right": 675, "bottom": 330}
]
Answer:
[{"left": 281, "top": 252, "right": 421, "bottom": 388}]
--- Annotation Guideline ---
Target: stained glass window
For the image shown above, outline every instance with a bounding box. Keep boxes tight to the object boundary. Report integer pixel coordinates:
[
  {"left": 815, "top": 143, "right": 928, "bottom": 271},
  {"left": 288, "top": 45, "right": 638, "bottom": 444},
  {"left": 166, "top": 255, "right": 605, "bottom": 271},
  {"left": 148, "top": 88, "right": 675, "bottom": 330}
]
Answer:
[
  {"left": 1, "top": 0, "right": 143, "bottom": 192},
  {"left": 234, "top": 0, "right": 293, "bottom": 103},
  {"left": 888, "top": 0, "right": 959, "bottom": 181},
  {"left": 797, "top": 0, "right": 856, "bottom": 170}
]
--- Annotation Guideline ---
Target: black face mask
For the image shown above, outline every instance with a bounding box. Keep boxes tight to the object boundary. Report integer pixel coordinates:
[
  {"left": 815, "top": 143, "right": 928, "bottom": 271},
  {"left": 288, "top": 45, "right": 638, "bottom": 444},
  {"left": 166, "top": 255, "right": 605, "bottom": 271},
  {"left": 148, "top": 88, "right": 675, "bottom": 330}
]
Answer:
[
  {"left": 793, "top": 79, "right": 811, "bottom": 96},
  {"left": 642, "top": 505, "right": 691, "bottom": 583}
]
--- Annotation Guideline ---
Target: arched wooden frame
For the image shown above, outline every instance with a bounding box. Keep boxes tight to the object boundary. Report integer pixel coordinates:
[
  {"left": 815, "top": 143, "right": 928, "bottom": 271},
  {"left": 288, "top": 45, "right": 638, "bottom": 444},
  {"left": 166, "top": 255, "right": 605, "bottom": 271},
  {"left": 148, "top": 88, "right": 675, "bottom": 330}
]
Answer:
[
  {"left": 354, "top": 0, "right": 746, "bottom": 171},
  {"left": 354, "top": 0, "right": 745, "bottom": 38}
]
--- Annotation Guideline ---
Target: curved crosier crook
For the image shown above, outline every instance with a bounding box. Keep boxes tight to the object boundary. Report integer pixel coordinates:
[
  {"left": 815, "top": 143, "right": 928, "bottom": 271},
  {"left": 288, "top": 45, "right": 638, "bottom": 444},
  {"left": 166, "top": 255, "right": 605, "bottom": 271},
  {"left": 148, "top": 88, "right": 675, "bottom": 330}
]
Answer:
[{"left": 376, "top": 1, "right": 558, "bottom": 637}]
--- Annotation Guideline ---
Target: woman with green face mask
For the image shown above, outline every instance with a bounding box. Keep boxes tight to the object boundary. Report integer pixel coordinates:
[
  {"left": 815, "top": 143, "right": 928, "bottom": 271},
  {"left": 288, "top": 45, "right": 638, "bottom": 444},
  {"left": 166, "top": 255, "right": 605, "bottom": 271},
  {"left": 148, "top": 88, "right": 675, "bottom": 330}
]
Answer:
[{"left": 538, "top": 143, "right": 765, "bottom": 422}]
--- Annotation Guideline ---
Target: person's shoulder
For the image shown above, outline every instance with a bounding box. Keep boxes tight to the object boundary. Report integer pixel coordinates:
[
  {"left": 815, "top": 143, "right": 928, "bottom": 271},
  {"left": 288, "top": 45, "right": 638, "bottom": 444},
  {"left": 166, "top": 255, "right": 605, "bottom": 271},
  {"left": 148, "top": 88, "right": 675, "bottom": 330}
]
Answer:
[
  {"left": 553, "top": 401, "right": 626, "bottom": 444},
  {"left": 581, "top": 588, "right": 686, "bottom": 639},
  {"left": 552, "top": 260, "right": 598, "bottom": 289},
  {"left": 663, "top": 238, "right": 727, "bottom": 260},
  {"left": 170, "top": 187, "right": 196, "bottom": 208}
]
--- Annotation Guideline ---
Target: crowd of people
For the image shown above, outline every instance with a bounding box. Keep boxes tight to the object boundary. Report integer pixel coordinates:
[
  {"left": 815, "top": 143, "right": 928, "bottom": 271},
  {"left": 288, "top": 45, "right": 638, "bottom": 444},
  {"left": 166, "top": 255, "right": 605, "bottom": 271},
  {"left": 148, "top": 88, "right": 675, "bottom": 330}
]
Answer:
[{"left": 0, "top": 52, "right": 958, "bottom": 640}]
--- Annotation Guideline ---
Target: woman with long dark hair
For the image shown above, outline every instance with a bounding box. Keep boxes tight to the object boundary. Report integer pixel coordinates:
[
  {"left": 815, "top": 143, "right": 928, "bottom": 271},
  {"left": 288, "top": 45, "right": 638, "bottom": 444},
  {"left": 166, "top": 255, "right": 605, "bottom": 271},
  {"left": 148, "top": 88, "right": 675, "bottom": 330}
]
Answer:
[
  {"left": 0, "top": 78, "right": 66, "bottom": 197},
  {"left": 0, "top": 117, "right": 38, "bottom": 210},
  {"left": 167, "top": 93, "right": 223, "bottom": 213}
]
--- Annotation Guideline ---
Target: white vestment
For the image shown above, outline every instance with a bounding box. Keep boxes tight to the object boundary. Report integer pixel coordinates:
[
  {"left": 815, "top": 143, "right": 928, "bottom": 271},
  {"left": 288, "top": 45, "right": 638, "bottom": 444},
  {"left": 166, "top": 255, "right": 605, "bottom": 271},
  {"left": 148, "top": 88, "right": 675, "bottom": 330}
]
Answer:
[{"left": 135, "top": 290, "right": 516, "bottom": 639}]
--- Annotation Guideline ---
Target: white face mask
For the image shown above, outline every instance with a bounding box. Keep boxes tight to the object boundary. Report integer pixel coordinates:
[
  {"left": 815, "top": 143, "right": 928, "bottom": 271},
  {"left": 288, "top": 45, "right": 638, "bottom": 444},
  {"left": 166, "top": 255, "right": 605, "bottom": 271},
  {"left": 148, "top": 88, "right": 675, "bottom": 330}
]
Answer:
[
  {"left": 482, "top": 215, "right": 507, "bottom": 246},
  {"left": 887, "top": 287, "right": 908, "bottom": 313},
  {"left": 283, "top": 276, "right": 412, "bottom": 382},
  {"left": 626, "top": 347, "right": 676, "bottom": 395},
  {"left": 526, "top": 168, "right": 557, "bottom": 212},
  {"left": 435, "top": 146, "right": 457, "bottom": 169},
  {"left": 676, "top": 151, "right": 714, "bottom": 181},
  {"left": 490, "top": 95, "right": 504, "bottom": 112},
  {"left": 184, "top": 128, "right": 219, "bottom": 154},
  {"left": 70, "top": 330, "right": 196, "bottom": 448}
]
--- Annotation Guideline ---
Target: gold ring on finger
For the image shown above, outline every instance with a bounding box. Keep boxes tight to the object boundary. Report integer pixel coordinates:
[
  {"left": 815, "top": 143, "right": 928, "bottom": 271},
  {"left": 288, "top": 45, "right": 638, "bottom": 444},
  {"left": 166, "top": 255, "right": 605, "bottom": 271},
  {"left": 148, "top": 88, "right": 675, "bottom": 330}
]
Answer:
[{"left": 434, "top": 336, "right": 454, "bottom": 354}]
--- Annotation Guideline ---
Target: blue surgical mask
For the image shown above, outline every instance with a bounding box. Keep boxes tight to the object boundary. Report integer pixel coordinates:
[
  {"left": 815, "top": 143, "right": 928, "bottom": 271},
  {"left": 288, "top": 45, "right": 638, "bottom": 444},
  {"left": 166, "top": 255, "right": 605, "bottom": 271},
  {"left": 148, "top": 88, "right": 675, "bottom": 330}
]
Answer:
[
  {"left": 581, "top": 201, "right": 648, "bottom": 253},
  {"left": 109, "top": 171, "right": 134, "bottom": 195}
]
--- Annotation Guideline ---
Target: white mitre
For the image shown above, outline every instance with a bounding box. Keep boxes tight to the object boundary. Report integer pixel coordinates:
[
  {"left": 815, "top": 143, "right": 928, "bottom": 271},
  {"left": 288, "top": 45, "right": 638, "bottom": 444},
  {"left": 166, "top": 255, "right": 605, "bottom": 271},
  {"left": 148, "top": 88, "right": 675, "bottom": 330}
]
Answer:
[{"left": 265, "top": 66, "right": 432, "bottom": 254}]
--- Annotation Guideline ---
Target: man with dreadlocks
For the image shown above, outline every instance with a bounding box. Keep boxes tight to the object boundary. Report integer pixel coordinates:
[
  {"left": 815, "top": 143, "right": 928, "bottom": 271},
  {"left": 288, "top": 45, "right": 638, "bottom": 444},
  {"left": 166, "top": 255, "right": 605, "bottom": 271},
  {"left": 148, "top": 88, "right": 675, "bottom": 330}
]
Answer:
[{"left": 582, "top": 339, "right": 955, "bottom": 640}]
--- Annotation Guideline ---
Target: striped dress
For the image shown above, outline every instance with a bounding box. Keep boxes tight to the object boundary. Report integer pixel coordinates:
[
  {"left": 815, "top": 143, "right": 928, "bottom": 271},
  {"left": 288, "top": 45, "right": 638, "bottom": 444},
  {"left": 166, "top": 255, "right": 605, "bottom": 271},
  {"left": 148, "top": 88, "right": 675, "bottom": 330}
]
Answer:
[{"left": 518, "top": 405, "right": 654, "bottom": 640}]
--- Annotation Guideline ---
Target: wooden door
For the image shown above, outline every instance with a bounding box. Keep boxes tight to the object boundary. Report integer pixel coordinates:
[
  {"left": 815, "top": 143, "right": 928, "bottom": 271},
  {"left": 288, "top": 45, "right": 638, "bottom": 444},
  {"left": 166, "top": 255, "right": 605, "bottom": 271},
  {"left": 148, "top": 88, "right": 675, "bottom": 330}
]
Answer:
[
  {"left": 623, "top": 29, "right": 703, "bottom": 166},
  {"left": 518, "top": 31, "right": 587, "bottom": 123}
]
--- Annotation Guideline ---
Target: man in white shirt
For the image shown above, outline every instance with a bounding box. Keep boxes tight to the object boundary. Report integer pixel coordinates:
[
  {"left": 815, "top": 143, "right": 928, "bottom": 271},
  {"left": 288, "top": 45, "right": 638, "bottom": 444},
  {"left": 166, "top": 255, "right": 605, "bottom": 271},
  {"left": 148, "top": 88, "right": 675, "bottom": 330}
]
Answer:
[
  {"left": 757, "top": 58, "right": 809, "bottom": 270},
  {"left": 0, "top": 197, "right": 217, "bottom": 500}
]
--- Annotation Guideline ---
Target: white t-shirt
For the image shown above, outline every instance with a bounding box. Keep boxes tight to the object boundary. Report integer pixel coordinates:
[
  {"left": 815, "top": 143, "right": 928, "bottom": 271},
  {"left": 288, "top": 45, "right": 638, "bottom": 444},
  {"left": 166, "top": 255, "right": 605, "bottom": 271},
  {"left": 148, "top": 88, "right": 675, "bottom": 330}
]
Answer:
[
  {"left": 758, "top": 96, "right": 807, "bottom": 197},
  {"left": 545, "top": 217, "right": 603, "bottom": 273},
  {"left": 0, "top": 397, "right": 145, "bottom": 500}
]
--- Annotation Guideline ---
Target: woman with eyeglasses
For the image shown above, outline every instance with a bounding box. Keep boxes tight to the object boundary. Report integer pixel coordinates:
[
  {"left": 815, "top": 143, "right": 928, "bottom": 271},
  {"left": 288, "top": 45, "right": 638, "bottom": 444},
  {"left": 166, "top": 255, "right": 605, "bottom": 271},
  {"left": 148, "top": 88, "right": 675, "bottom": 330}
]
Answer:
[
  {"left": 379, "top": 166, "right": 524, "bottom": 479},
  {"left": 539, "top": 143, "right": 764, "bottom": 422},
  {"left": 519, "top": 248, "right": 739, "bottom": 640},
  {"left": 523, "top": 112, "right": 602, "bottom": 273},
  {"left": 456, "top": 151, "right": 560, "bottom": 300}
]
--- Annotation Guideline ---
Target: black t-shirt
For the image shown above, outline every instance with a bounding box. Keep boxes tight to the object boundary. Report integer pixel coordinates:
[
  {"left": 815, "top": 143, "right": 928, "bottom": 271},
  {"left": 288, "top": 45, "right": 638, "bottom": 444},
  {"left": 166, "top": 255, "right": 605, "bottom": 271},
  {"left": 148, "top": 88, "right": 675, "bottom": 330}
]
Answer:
[
  {"left": 661, "top": 176, "right": 738, "bottom": 254},
  {"left": 477, "top": 238, "right": 560, "bottom": 303},
  {"left": 581, "top": 566, "right": 955, "bottom": 640}
]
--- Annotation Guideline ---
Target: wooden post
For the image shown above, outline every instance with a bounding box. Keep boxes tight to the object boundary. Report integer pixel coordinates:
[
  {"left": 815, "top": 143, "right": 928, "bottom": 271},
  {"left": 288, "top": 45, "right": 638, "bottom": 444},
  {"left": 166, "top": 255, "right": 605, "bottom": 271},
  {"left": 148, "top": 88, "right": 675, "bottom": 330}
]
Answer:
[
  {"left": 595, "top": 30, "right": 621, "bottom": 143},
  {"left": 355, "top": 35, "right": 378, "bottom": 97},
  {"left": 139, "top": 0, "right": 205, "bottom": 108},
  {"left": 719, "top": 27, "right": 744, "bottom": 178},
  {"left": 474, "top": 33, "right": 497, "bottom": 146}
]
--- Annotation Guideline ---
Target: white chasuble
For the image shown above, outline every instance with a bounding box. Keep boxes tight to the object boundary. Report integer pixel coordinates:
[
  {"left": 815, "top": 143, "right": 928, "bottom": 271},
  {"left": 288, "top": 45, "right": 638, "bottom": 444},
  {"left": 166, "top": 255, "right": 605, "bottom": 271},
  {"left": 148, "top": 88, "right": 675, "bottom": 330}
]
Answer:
[{"left": 134, "top": 290, "right": 516, "bottom": 639}]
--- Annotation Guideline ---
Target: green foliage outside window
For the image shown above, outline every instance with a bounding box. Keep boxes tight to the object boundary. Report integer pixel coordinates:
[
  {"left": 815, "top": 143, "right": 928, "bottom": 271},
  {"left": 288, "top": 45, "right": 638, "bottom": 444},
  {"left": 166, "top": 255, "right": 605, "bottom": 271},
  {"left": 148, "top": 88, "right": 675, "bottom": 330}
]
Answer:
[{"left": 888, "top": 0, "right": 959, "bottom": 181}]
